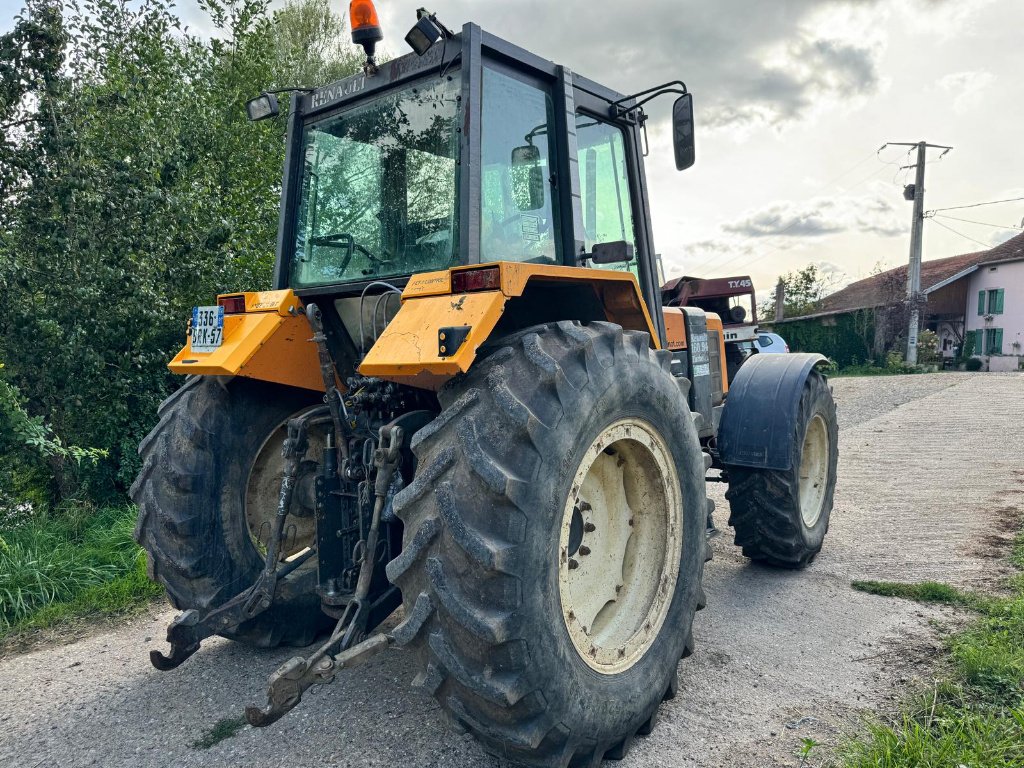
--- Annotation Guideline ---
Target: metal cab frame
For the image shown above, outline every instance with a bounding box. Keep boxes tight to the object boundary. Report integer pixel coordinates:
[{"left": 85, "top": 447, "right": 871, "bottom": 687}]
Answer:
[{"left": 271, "top": 23, "right": 669, "bottom": 348}]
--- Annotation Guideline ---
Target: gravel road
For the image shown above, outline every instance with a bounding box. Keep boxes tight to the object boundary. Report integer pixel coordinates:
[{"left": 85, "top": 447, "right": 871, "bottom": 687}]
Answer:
[{"left": 2, "top": 372, "right": 1021, "bottom": 768}]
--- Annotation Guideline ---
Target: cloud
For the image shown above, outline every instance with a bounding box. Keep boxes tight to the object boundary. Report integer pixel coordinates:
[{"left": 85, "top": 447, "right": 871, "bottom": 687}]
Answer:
[
  {"left": 705, "top": 35, "right": 881, "bottom": 130},
  {"left": 722, "top": 189, "right": 906, "bottom": 240},
  {"left": 372, "top": 0, "right": 892, "bottom": 133},
  {"left": 990, "top": 229, "right": 1019, "bottom": 246},
  {"left": 936, "top": 70, "right": 996, "bottom": 114},
  {"left": 723, "top": 203, "right": 845, "bottom": 238}
]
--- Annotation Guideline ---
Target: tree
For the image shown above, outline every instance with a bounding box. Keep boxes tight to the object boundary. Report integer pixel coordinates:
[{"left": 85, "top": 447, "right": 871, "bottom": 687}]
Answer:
[
  {"left": 0, "top": 0, "right": 362, "bottom": 504},
  {"left": 760, "top": 264, "right": 841, "bottom": 320}
]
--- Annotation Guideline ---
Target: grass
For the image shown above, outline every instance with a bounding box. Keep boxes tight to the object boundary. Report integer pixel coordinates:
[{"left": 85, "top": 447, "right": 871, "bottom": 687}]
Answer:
[
  {"left": 191, "top": 716, "right": 248, "bottom": 749},
  {"left": 851, "top": 579, "right": 997, "bottom": 612},
  {"left": 841, "top": 531, "right": 1024, "bottom": 766},
  {"left": 0, "top": 505, "right": 161, "bottom": 643}
]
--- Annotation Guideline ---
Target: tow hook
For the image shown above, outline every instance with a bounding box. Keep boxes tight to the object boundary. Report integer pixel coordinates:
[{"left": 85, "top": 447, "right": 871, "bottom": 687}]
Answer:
[
  {"left": 246, "top": 423, "right": 404, "bottom": 726},
  {"left": 245, "top": 631, "right": 393, "bottom": 727}
]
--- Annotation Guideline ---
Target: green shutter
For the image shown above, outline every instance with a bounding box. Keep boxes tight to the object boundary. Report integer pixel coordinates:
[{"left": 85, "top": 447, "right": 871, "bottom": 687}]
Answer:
[
  {"left": 993, "top": 328, "right": 1003, "bottom": 354},
  {"left": 976, "top": 329, "right": 985, "bottom": 352},
  {"left": 978, "top": 290, "right": 986, "bottom": 315},
  {"left": 992, "top": 289, "right": 1005, "bottom": 315}
]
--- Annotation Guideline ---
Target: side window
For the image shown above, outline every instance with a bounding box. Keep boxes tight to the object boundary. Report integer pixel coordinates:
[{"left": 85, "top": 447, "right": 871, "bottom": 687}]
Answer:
[
  {"left": 480, "top": 67, "right": 560, "bottom": 264},
  {"left": 576, "top": 117, "right": 637, "bottom": 274}
]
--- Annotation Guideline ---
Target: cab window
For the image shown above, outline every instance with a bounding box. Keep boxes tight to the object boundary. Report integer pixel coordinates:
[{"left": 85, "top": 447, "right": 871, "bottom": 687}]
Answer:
[
  {"left": 576, "top": 117, "right": 637, "bottom": 274},
  {"left": 480, "top": 67, "right": 560, "bottom": 264}
]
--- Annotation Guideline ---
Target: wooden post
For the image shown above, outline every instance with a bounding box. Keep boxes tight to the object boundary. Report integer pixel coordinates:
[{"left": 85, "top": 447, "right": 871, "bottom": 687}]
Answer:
[{"left": 774, "top": 278, "right": 785, "bottom": 323}]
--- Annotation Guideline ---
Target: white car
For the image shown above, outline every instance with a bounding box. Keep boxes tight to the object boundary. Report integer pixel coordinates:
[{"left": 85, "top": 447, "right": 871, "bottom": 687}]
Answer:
[{"left": 755, "top": 331, "right": 790, "bottom": 354}]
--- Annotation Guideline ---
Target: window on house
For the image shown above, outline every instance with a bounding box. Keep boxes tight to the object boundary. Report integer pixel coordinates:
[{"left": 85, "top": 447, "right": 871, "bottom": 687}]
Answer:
[
  {"left": 984, "top": 328, "right": 1004, "bottom": 355},
  {"left": 978, "top": 288, "right": 1005, "bottom": 315}
]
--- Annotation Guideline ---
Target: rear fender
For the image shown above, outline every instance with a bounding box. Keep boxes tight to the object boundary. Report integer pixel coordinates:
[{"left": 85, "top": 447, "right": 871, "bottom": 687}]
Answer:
[
  {"left": 168, "top": 289, "right": 327, "bottom": 393},
  {"left": 716, "top": 353, "right": 827, "bottom": 471},
  {"left": 358, "top": 262, "right": 660, "bottom": 390}
]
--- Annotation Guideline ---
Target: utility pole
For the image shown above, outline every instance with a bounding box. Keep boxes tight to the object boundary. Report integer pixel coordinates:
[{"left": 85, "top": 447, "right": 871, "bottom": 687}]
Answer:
[
  {"left": 774, "top": 277, "right": 785, "bottom": 323},
  {"left": 882, "top": 141, "right": 953, "bottom": 364}
]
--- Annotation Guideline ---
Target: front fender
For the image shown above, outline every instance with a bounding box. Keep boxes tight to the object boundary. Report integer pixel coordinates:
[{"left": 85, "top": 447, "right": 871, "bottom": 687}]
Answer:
[{"left": 717, "top": 353, "right": 828, "bottom": 471}]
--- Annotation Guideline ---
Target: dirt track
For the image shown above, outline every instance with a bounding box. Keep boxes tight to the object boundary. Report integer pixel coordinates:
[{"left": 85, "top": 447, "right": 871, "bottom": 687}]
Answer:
[{"left": 1, "top": 372, "right": 1021, "bottom": 767}]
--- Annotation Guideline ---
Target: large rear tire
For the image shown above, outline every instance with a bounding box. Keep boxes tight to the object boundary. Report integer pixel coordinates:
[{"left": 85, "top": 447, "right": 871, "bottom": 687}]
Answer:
[
  {"left": 724, "top": 370, "right": 838, "bottom": 568},
  {"left": 131, "top": 377, "right": 333, "bottom": 647},
  {"left": 387, "top": 322, "right": 708, "bottom": 767}
]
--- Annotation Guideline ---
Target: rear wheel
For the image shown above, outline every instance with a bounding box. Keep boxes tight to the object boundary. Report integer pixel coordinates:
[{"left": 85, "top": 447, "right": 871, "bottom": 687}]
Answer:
[
  {"left": 724, "top": 371, "right": 838, "bottom": 568},
  {"left": 131, "top": 377, "right": 333, "bottom": 647},
  {"left": 387, "top": 322, "right": 708, "bottom": 767}
]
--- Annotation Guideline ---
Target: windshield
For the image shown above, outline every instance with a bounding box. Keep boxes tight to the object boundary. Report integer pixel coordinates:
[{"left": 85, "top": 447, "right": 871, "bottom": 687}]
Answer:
[{"left": 291, "top": 76, "right": 461, "bottom": 288}]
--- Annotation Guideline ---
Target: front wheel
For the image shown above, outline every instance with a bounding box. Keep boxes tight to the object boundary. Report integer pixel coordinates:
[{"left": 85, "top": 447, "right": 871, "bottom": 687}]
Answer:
[
  {"left": 387, "top": 321, "right": 708, "bottom": 767},
  {"left": 725, "top": 371, "right": 838, "bottom": 568}
]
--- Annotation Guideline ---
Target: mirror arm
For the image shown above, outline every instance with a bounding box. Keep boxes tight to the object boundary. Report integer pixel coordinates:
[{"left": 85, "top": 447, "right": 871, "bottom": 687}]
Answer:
[{"left": 608, "top": 80, "right": 688, "bottom": 119}]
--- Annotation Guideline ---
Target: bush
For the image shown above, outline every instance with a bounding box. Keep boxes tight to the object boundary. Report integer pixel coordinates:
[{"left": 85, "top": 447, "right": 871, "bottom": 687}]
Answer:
[
  {"left": 917, "top": 329, "right": 940, "bottom": 365},
  {"left": 965, "top": 357, "right": 984, "bottom": 372},
  {"left": 0, "top": 0, "right": 361, "bottom": 505}
]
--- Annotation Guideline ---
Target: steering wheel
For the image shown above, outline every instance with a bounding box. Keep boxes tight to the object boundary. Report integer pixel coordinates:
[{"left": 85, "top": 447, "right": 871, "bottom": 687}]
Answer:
[{"left": 308, "top": 232, "right": 384, "bottom": 274}]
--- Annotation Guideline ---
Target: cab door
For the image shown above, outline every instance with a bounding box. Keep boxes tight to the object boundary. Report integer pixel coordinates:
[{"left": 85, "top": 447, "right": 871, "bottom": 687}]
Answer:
[{"left": 571, "top": 86, "right": 666, "bottom": 346}]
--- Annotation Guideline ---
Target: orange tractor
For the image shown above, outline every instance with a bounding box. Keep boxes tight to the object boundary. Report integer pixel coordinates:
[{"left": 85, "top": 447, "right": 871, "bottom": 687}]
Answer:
[{"left": 133, "top": 6, "right": 838, "bottom": 765}]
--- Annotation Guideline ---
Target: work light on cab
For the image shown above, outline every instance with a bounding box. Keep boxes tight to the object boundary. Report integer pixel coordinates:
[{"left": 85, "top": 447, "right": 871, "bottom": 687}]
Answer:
[
  {"left": 405, "top": 8, "right": 452, "bottom": 56},
  {"left": 350, "top": 0, "right": 383, "bottom": 72}
]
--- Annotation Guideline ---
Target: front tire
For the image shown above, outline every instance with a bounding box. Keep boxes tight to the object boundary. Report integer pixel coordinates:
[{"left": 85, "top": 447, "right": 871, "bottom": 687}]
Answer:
[
  {"left": 725, "top": 371, "right": 838, "bottom": 568},
  {"left": 387, "top": 322, "right": 708, "bottom": 767},
  {"left": 131, "top": 377, "right": 333, "bottom": 647}
]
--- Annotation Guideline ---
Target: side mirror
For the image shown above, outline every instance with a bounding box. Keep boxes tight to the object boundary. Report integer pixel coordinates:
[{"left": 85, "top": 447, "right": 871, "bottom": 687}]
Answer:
[
  {"left": 511, "top": 145, "right": 544, "bottom": 211},
  {"left": 672, "top": 93, "right": 695, "bottom": 171},
  {"left": 590, "top": 241, "right": 635, "bottom": 265},
  {"left": 246, "top": 92, "right": 279, "bottom": 122}
]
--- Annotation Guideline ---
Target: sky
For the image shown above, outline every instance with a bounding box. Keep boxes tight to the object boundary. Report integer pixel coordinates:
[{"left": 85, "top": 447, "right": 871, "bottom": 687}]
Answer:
[{"left": 3, "top": 0, "right": 1023, "bottom": 298}]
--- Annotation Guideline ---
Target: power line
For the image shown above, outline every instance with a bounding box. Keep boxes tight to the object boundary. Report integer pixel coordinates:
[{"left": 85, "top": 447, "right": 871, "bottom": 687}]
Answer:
[
  {"left": 930, "top": 213, "right": 1023, "bottom": 230},
  {"left": 928, "top": 196, "right": 1024, "bottom": 213},
  {"left": 928, "top": 217, "right": 992, "bottom": 248}
]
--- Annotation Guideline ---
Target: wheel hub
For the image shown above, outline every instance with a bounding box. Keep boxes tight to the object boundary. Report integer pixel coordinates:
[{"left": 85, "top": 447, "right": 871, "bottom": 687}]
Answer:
[
  {"left": 245, "top": 415, "right": 325, "bottom": 560},
  {"left": 558, "top": 419, "right": 683, "bottom": 675}
]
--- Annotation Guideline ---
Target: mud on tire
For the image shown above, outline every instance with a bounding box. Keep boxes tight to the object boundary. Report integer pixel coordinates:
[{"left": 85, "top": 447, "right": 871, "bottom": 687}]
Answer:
[
  {"left": 386, "top": 321, "right": 708, "bottom": 767},
  {"left": 131, "top": 377, "right": 332, "bottom": 647},
  {"left": 725, "top": 370, "right": 839, "bottom": 569}
]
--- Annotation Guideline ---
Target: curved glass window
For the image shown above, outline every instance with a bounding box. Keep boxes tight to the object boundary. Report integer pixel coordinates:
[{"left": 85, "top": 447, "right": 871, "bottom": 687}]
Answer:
[
  {"left": 480, "top": 67, "right": 560, "bottom": 264},
  {"left": 577, "top": 116, "right": 638, "bottom": 276},
  {"left": 291, "top": 76, "right": 461, "bottom": 287}
]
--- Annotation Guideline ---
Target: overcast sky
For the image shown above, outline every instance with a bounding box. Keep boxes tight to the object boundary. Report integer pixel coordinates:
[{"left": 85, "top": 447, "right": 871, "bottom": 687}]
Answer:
[{"left": 3, "top": 0, "right": 1022, "bottom": 296}]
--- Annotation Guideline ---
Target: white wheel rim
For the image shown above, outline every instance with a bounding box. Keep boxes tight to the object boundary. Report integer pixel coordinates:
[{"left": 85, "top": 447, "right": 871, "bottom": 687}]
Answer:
[
  {"left": 558, "top": 419, "right": 683, "bottom": 675},
  {"left": 798, "top": 414, "right": 830, "bottom": 528}
]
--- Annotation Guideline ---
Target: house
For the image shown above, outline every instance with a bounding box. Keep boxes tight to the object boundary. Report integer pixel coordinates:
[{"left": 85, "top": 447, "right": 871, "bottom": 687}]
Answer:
[{"left": 772, "top": 231, "right": 1024, "bottom": 368}]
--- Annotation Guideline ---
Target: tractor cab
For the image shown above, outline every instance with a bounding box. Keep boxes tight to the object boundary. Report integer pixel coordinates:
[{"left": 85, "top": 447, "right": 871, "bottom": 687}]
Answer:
[{"left": 244, "top": 13, "right": 694, "bottom": 361}]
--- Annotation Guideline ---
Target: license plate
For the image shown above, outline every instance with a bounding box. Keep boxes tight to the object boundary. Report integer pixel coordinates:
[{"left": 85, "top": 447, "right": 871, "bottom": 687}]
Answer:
[{"left": 191, "top": 306, "right": 224, "bottom": 353}]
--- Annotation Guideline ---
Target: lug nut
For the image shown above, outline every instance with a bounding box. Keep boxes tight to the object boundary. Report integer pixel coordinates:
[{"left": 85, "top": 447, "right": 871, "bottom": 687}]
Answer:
[
  {"left": 568, "top": 558, "right": 579, "bottom": 570},
  {"left": 579, "top": 545, "right": 591, "bottom": 556},
  {"left": 583, "top": 522, "right": 596, "bottom": 533},
  {"left": 580, "top": 501, "right": 592, "bottom": 512}
]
